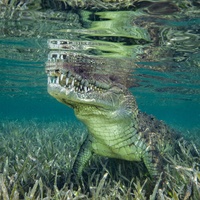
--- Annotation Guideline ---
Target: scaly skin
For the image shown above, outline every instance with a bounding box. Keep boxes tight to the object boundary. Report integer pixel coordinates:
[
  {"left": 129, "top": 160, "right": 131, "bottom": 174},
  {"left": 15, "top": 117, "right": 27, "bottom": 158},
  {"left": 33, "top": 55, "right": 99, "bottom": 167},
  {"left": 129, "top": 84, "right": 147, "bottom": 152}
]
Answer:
[{"left": 45, "top": 46, "right": 177, "bottom": 180}]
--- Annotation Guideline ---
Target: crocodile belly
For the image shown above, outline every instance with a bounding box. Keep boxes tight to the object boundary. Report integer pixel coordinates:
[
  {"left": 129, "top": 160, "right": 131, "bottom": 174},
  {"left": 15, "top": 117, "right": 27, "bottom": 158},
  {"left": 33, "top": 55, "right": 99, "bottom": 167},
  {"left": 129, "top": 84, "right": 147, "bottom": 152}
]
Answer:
[{"left": 92, "top": 140, "right": 143, "bottom": 162}]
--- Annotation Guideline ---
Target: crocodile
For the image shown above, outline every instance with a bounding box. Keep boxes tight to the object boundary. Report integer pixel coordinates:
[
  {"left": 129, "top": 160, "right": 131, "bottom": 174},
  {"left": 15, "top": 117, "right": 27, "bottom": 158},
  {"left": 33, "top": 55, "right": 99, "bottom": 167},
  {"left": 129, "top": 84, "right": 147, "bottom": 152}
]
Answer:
[{"left": 45, "top": 48, "right": 178, "bottom": 181}]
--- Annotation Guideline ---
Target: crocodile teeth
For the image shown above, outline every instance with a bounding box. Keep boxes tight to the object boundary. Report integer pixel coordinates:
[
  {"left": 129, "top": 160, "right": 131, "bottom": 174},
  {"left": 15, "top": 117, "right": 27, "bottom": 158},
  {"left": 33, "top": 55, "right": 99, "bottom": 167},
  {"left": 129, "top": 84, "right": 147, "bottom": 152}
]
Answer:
[
  {"left": 61, "top": 88, "right": 65, "bottom": 92},
  {"left": 56, "top": 77, "right": 59, "bottom": 84},
  {"left": 48, "top": 76, "right": 51, "bottom": 84},
  {"left": 67, "top": 71, "right": 71, "bottom": 78},
  {"left": 71, "top": 78, "right": 75, "bottom": 87},
  {"left": 47, "top": 69, "right": 109, "bottom": 93},
  {"left": 60, "top": 73, "right": 64, "bottom": 81},
  {"left": 66, "top": 78, "right": 69, "bottom": 85}
]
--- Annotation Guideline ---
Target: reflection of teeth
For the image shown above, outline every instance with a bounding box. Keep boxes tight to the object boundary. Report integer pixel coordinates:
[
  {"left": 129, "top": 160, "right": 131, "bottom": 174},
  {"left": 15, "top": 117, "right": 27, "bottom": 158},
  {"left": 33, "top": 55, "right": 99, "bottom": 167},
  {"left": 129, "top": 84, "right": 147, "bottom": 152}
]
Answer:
[{"left": 84, "top": 86, "right": 87, "bottom": 93}]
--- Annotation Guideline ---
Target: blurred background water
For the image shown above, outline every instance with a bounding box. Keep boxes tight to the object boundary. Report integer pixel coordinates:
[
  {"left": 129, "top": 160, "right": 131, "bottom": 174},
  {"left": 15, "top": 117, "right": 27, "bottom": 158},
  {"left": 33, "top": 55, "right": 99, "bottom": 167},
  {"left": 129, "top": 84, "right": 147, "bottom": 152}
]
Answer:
[{"left": 0, "top": 0, "right": 200, "bottom": 135}]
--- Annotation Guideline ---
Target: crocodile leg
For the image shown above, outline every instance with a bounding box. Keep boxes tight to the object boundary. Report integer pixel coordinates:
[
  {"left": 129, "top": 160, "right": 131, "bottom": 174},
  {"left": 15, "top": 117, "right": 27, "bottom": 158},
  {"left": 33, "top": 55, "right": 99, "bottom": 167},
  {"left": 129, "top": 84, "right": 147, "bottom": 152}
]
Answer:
[
  {"left": 142, "top": 149, "right": 162, "bottom": 178},
  {"left": 72, "top": 135, "right": 93, "bottom": 178}
]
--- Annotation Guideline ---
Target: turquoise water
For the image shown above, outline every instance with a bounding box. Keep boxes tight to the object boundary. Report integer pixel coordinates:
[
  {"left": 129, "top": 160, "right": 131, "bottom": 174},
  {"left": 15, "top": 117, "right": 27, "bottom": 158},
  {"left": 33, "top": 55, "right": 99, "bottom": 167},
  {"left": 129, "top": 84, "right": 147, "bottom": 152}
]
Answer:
[
  {"left": 0, "top": 2, "right": 200, "bottom": 134},
  {"left": 0, "top": 1, "right": 200, "bottom": 199}
]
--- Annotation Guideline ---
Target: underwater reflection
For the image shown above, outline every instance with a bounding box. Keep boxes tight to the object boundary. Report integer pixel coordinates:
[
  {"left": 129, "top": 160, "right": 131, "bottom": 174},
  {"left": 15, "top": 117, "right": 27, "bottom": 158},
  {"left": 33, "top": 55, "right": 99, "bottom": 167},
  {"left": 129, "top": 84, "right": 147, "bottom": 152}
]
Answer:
[{"left": 46, "top": 7, "right": 200, "bottom": 101}]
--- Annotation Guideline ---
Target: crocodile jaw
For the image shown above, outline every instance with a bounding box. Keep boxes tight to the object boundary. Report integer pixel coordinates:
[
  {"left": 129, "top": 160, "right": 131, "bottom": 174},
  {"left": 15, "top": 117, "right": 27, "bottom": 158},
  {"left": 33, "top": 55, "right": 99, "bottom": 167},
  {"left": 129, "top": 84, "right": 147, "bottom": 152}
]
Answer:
[
  {"left": 47, "top": 70, "right": 123, "bottom": 109},
  {"left": 45, "top": 60, "right": 131, "bottom": 117},
  {"left": 46, "top": 71, "right": 140, "bottom": 157},
  {"left": 45, "top": 62, "right": 139, "bottom": 141}
]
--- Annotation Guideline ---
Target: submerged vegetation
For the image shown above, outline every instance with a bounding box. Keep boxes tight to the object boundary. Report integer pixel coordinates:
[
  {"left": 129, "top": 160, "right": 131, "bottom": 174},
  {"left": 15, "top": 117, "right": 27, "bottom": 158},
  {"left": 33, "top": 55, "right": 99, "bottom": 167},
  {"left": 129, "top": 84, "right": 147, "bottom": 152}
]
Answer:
[{"left": 0, "top": 119, "right": 199, "bottom": 199}]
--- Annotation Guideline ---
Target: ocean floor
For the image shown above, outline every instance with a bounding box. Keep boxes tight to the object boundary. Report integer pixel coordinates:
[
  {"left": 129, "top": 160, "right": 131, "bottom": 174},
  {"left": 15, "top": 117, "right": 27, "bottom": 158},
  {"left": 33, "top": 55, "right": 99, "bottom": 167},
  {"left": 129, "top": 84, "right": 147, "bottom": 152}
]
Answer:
[{"left": 0, "top": 119, "right": 199, "bottom": 199}]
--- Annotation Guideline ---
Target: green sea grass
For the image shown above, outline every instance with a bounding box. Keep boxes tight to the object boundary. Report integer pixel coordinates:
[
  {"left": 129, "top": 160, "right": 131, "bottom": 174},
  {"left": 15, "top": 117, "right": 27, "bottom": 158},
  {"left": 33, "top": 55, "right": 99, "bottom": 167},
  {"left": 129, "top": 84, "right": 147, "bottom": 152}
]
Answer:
[{"left": 0, "top": 119, "right": 199, "bottom": 199}]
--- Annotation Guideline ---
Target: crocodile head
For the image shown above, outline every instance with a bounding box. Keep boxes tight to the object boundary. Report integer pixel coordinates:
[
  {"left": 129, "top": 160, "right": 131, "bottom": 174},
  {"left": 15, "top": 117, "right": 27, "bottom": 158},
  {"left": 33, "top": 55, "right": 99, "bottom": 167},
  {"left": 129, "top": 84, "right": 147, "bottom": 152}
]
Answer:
[{"left": 45, "top": 51, "right": 138, "bottom": 126}]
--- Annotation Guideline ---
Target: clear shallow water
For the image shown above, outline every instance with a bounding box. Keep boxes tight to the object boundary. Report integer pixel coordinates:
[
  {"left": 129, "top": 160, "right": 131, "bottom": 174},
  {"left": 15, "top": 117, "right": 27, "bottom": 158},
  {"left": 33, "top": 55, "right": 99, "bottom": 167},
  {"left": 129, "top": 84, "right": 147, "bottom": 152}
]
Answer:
[{"left": 0, "top": 2, "right": 200, "bottom": 135}]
